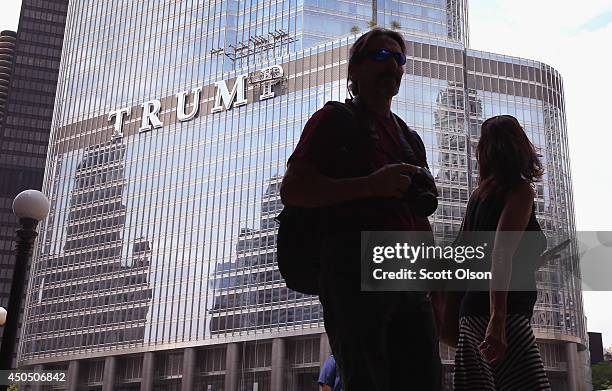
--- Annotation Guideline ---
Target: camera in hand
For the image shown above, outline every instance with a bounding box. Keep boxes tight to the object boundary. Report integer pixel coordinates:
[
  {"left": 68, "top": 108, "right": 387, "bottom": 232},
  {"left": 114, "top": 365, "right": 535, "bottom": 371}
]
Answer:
[{"left": 403, "top": 167, "right": 439, "bottom": 217}]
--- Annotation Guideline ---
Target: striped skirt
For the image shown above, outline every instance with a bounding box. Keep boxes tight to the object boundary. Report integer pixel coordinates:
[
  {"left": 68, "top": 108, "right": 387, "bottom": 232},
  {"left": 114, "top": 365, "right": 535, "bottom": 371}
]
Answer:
[{"left": 454, "top": 315, "right": 551, "bottom": 391}]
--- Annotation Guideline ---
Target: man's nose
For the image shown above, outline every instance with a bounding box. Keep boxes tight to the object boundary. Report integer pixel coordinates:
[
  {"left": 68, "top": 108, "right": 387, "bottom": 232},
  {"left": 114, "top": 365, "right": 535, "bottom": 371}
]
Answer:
[
  {"left": 388, "top": 60, "right": 403, "bottom": 76},
  {"left": 379, "top": 58, "right": 399, "bottom": 72},
  {"left": 385, "top": 55, "right": 403, "bottom": 70}
]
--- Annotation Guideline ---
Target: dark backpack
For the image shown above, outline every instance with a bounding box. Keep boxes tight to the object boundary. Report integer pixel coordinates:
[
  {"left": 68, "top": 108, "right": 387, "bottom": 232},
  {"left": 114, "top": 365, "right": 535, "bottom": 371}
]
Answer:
[
  {"left": 274, "top": 206, "right": 323, "bottom": 295},
  {"left": 275, "top": 99, "right": 428, "bottom": 295}
]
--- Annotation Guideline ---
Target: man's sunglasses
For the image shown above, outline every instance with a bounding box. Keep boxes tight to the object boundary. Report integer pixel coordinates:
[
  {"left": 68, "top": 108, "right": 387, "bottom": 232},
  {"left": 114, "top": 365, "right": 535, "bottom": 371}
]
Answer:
[{"left": 364, "top": 48, "right": 407, "bottom": 66}]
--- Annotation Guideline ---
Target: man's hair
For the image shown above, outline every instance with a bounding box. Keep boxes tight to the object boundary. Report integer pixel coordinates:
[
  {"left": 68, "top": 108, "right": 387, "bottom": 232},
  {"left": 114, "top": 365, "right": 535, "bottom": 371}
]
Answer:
[{"left": 347, "top": 28, "right": 407, "bottom": 97}]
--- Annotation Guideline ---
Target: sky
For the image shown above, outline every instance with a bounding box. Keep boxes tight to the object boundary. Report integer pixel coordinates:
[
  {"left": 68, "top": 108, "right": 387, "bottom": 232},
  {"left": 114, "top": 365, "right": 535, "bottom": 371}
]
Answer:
[
  {"left": 1, "top": 0, "right": 612, "bottom": 346},
  {"left": 468, "top": 0, "right": 612, "bottom": 349},
  {"left": 0, "top": 2, "right": 20, "bottom": 32}
]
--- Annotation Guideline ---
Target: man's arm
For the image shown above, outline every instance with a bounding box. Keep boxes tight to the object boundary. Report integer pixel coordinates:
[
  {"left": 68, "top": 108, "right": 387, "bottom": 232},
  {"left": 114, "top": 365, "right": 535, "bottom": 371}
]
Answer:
[
  {"left": 280, "top": 158, "right": 418, "bottom": 208},
  {"left": 318, "top": 356, "right": 336, "bottom": 391}
]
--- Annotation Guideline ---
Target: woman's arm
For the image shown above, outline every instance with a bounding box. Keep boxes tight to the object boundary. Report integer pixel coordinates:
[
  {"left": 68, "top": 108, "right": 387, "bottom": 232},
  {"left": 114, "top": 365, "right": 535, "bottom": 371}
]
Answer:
[{"left": 480, "top": 182, "right": 534, "bottom": 364}]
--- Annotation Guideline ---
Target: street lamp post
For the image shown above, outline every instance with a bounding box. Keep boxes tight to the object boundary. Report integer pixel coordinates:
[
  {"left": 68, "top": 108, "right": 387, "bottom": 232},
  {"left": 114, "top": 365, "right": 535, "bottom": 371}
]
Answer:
[{"left": 0, "top": 190, "right": 50, "bottom": 371}]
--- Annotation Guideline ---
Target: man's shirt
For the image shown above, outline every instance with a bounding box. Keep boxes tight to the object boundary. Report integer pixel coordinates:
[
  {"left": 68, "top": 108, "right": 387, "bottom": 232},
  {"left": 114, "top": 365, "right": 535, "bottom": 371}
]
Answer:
[
  {"left": 287, "top": 103, "right": 432, "bottom": 231},
  {"left": 318, "top": 355, "right": 343, "bottom": 391}
]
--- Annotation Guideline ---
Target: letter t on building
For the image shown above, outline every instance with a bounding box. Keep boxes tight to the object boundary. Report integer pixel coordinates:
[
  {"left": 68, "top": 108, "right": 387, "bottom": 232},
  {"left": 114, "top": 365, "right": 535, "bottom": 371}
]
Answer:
[{"left": 108, "top": 107, "right": 131, "bottom": 139}]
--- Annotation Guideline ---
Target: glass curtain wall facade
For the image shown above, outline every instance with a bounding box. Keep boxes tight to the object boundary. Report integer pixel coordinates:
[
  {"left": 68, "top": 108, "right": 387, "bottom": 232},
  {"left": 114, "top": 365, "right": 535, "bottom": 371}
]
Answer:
[
  {"left": 301, "top": 0, "right": 469, "bottom": 48},
  {"left": 0, "top": 0, "right": 68, "bottom": 368},
  {"left": 0, "top": 28, "right": 17, "bottom": 342},
  {"left": 0, "top": 30, "right": 17, "bottom": 126},
  {"left": 19, "top": 0, "right": 582, "bottom": 390}
]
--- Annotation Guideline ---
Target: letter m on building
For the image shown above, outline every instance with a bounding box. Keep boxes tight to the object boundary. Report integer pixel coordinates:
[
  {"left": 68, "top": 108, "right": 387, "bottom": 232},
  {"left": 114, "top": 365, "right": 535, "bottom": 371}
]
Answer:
[{"left": 211, "top": 74, "right": 248, "bottom": 113}]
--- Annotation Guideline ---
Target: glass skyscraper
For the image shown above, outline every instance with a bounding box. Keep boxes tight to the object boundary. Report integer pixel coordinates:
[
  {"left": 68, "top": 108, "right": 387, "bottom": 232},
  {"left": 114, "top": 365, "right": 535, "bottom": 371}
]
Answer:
[
  {"left": 0, "top": 28, "right": 18, "bottom": 345},
  {"left": 0, "top": 0, "right": 69, "bottom": 369},
  {"left": 19, "top": 1, "right": 584, "bottom": 390}
]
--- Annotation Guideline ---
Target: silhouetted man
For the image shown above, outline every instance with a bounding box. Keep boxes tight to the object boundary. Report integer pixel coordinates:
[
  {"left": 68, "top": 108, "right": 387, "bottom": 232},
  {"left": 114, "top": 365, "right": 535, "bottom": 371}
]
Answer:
[{"left": 280, "top": 28, "right": 441, "bottom": 390}]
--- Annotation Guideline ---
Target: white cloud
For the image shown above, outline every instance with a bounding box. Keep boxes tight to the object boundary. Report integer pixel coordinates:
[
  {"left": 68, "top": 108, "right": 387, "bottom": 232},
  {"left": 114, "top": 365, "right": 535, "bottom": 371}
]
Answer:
[
  {"left": 583, "top": 292, "right": 612, "bottom": 347},
  {"left": 471, "top": 0, "right": 612, "bottom": 347},
  {"left": 0, "top": 0, "right": 21, "bottom": 31},
  {"left": 494, "top": 0, "right": 612, "bottom": 29},
  {"left": 470, "top": 0, "right": 612, "bottom": 231}
]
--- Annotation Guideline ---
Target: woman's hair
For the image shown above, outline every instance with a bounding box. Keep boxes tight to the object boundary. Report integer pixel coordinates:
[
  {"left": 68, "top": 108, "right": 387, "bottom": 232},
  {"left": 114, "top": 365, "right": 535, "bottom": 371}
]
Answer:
[
  {"left": 347, "top": 28, "right": 406, "bottom": 97},
  {"left": 476, "top": 115, "right": 544, "bottom": 198}
]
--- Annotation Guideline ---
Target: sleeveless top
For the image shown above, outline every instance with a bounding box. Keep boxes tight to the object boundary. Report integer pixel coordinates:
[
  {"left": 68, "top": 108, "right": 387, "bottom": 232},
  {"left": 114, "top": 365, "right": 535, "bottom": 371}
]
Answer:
[{"left": 459, "top": 189, "right": 544, "bottom": 317}]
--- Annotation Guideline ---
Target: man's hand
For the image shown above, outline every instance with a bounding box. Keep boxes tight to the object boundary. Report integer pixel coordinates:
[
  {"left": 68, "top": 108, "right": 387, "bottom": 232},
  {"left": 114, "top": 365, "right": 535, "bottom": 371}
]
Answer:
[{"left": 366, "top": 163, "right": 419, "bottom": 198}]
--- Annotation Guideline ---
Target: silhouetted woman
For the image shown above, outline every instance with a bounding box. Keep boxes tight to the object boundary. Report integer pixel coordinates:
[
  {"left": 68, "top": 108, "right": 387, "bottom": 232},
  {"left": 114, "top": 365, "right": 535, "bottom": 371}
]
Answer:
[{"left": 453, "top": 115, "right": 551, "bottom": 390}]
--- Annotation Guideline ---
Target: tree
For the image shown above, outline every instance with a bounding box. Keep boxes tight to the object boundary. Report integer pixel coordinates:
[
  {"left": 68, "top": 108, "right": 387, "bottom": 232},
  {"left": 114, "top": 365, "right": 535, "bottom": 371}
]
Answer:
[
  {"left": 350, "top": 25, "right": 360, "bottom": 34},
  {"left": 368, "top": 20, "right": 377, "bottom": 28},
  {"left": 592, "top": 361, "right": 612, "bottom": 390},
  {"left": 390, "top": 20, "right": 401, "bottom": 30}
]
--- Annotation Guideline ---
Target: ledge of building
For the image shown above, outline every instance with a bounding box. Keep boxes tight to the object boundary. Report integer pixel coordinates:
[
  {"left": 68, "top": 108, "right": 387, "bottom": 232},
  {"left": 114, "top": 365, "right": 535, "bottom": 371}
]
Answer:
[
  {"left": 534, "top": 330, "right": 587, "bottom": 350},
  {"left": 18, "top": 326, "right": 327, "bottom": 367}
]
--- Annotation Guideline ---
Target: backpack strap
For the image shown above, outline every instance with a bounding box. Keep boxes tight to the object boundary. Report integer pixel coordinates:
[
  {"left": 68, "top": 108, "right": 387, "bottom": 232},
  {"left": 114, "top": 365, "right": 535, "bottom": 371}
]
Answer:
[
  {"left": 322, "top": 100, "right": 371, "bottom": 177},
  {"left": 323, "top": 99, "right": 430, "bottom": 171},
  {"left": 392, "top": 113, "right": 429, "bottom": 169},
  {"left": 323, "top": 100, "right": 368, "bottom": 138}
]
